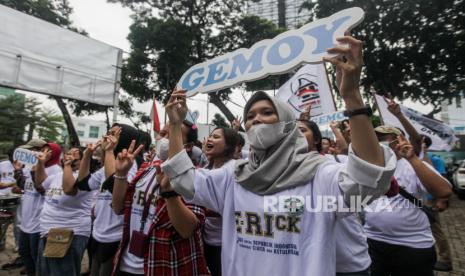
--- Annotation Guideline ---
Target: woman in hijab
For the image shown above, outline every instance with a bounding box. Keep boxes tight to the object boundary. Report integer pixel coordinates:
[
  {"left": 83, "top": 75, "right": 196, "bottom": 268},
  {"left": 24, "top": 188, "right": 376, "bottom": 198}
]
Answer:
[{"left": 160, "top": 35, "right": 399, "bottom": 276}]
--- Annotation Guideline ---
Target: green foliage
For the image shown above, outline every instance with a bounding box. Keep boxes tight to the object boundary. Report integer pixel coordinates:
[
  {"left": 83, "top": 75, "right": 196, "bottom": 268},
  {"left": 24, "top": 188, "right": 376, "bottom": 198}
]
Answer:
[
  {"left": 35, "top": 109, "right": 65, "bottom": 143},
  {"left": 0, "top": 95, "right": 64, "bottom": 149},
  {"left": 301, "top": 0, "right": 465, "bottom": 113},
  {"left": 212, "top": 113, "right": 230, "bottom": 128}
]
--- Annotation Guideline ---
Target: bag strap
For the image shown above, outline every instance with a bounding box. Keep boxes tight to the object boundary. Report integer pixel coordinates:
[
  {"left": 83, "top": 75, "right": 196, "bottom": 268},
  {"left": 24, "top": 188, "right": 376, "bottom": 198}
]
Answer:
[
  {"left": 139, "top": 168, "right": 159, "bottom": 232},
  {"left": 398, "top": 186, "right": 424, "bottom": 208}
]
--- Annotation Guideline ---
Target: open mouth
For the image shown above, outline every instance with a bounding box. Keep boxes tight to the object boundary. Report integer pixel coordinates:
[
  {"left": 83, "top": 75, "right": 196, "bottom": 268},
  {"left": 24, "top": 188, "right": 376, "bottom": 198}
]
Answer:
[{"left": 206, "top": 143, "right": 214, "bottom": 150}]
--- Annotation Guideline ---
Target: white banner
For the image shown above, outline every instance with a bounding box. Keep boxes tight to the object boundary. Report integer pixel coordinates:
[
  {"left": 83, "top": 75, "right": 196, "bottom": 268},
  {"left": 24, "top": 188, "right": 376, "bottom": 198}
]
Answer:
[
  {"left": 277, "top": 64, "right": 336, "bottom": 118},
  {"left": 375, "top": 94, "right": 458, "bottom": 151},
  {"left": 0, "top": 4, "right": 122, "bottom": 106}
]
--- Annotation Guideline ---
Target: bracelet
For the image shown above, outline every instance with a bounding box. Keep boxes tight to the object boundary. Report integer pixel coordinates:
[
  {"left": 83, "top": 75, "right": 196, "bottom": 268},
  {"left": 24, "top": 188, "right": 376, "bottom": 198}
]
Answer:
[
  {"left": 113, "top": 174, "right": 127, "bottom": 180},
  {"left": 160, "top": 190, "right": 179, "bottom": 199},
  {"left": 343, "top": 104, "right": 373, "bottom": 118}
]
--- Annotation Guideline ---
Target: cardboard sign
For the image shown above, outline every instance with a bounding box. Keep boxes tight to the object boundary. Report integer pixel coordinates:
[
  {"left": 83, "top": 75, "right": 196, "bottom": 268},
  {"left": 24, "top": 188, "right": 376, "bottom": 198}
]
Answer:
[
  {"left": 178, "top": 7, "right": 365, "bottom": 97},
  {"left": 277, "top": 64, "right": 336, "bottom": 118},
  {"left": 13, "top": 148, "right": 38, "bottom": 167}
]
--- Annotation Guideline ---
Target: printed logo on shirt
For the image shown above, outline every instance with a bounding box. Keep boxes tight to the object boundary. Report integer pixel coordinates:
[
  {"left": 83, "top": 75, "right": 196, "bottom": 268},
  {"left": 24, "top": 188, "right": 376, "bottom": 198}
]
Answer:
[
  {"left": 235, "top": 211, "right": 301, "bottom": 237},
  {"left": 283, "top": 197, "right": 304, "bottom": 217}
]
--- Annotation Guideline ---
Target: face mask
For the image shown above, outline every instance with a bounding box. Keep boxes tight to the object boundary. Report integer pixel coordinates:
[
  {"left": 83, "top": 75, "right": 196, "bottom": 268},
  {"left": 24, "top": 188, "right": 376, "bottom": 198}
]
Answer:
[
  {"left": 155, "top": 137, "right": 169, "bottom": 161},
  {"left": 246, "top": 121, "right": 293, "bottom": 151}
]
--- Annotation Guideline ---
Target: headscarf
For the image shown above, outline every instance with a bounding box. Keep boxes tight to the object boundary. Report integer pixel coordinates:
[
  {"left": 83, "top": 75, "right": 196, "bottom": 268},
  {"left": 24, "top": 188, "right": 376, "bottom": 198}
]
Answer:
[
  {"left": 44, "top": 143, "right": 62, "bottom": 168},
  {"left": 234, "top": 91, "right": 327, "bottom": 195}
]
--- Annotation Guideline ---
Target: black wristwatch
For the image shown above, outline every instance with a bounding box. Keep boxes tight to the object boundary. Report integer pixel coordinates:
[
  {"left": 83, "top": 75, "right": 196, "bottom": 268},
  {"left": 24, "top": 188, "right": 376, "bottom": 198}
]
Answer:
[
  {"left": 160, "top": 190, "right": 179, "bottom": 199},
  {"left": 343, "top": 104, "right": 373, "bottom": 118}
]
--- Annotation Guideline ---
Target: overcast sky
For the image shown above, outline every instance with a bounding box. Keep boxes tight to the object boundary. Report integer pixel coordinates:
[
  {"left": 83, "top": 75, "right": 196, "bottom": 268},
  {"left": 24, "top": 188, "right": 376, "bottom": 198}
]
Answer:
[{"left": 19, "top": 0, "right": 434, "bottom": 132}]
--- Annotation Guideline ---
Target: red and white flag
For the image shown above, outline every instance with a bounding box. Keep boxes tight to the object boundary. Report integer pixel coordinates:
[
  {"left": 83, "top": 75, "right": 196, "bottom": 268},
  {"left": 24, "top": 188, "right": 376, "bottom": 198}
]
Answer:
[{"left": 150, "top": 96, "right": 161, "bottom": 133}]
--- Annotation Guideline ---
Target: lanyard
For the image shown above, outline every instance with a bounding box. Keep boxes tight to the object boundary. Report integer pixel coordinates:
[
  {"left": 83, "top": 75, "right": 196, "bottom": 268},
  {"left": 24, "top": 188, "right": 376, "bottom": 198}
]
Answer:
[{"left": 138, "top": 168, "right": 159, "bottom": 232}]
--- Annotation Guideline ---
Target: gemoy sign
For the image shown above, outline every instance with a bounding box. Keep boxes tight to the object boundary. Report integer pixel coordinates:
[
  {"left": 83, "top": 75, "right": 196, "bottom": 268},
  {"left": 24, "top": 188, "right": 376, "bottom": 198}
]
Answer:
[{"left": 178, "top": 7, "right": 365, "bottom": 96}]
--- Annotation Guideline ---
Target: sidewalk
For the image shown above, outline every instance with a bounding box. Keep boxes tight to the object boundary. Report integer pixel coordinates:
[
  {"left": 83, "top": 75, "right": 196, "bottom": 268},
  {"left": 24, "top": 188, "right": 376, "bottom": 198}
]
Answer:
[{"left": 0, "top": 195, "right": 464, "bottom": 275}]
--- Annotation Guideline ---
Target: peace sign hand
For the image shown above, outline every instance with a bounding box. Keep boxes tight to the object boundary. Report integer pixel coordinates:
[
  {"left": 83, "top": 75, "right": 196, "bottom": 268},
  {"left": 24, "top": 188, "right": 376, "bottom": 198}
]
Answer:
[
  {"left": 385, "top": 96, "right": 402, "bottom": 117},
  {"left": 165, "top": 88, "right": 188, "bottom": 125},
  {"left": 394, "top": 135, "right": 416, "bottom": 160},
  {"left": 84, "top": 141, "right": 102, "bottom": 156},
  {"left": 115, "top": 140, "right": 144, "bottom": 176},
  {"left": 231, "top": 116, "right": 242, "bottom": 131},
  {"left": 36, "top": 149, "right": 51, "bottom": 164},
  {"left": 101, "top": 127, "right": 122, "bottom": 152}
]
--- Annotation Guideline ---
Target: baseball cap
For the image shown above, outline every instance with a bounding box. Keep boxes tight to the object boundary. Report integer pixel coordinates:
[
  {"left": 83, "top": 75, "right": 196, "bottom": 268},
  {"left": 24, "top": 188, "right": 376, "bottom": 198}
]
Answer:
[
  {"left": 20, "top": 139, "right": 47, "bottom": 150},
  {"left": 374, "top": 125, "right": 402, "bottom": 136}
]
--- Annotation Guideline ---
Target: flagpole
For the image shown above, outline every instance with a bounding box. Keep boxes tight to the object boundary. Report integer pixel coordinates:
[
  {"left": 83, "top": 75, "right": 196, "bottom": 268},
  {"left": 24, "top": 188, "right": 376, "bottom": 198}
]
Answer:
[{"left": 323, "top": 62, "right": 338, "bottom": 111}]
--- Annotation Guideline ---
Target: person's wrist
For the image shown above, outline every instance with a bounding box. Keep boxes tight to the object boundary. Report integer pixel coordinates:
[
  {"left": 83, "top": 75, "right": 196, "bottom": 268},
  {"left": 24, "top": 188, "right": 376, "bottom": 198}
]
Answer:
[{"left": 342, "top": 92, "right": 364, "bottom": 110}]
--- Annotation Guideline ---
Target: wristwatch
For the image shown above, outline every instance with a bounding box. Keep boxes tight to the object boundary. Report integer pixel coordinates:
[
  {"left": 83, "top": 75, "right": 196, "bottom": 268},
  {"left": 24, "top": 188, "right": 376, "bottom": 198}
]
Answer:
[
  {"left": 343, "top": 104, "right": 373, "bottom": 118},
  {"left": 160, "top": 190, "right": 179, "bottom": 199}
]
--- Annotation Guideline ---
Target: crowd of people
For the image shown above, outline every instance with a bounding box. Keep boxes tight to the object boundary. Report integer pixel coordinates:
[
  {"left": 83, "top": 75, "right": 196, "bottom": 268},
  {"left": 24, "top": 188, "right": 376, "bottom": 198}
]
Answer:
[{"left": 0, "top": 34, "right": 454, "bottom": 276}]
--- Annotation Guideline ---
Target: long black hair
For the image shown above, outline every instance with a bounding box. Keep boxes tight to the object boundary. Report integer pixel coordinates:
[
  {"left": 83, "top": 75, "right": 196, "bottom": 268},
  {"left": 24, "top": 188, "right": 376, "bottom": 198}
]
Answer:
[
  {"left": 211, "top": 127, "right": 240, "bottom": 159},
  {"left": 296, "top": 119, "right": 322, "bottom": 153}
]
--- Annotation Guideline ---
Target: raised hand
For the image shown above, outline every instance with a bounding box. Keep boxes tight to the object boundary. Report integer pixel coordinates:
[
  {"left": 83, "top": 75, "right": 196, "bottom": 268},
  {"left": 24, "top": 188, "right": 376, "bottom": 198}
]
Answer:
[
  {"left": 115, "top": 140, "right": 144, "bottom": 176},
  {"left": 101, "top": 127, "right": 122, "bottom": 152},
  {"left": 324, "top": 34, "right": 363, "bottom": 102},
  {"left": 385, "top": 96, "right": 402, "bottom": 117},
  {"left": 231, "top": 116, "right": 242, "bottom": 131},
  {"left": 394, "top": 135, "right": 415, "bottom": 160},
  {"left": 329, "top": 121, "right": 339, "bottom": 130},
  {"left": 299, "top": 104, "right": 311, "bottom": 121},
  {"left": 63, "top": 148, "right": 80, "bottom": 167},
  {"left": 165, "top": 88, "right": 188, "bottom": 125},
  {"left": 36, "top": 148, "right": 51, "bottom": 164},
  {"left": 84, "top": 141, "right": 102, "bottom": 156},
  {"left": 13, "top": 160, "right": 24, "bottom": 170}
]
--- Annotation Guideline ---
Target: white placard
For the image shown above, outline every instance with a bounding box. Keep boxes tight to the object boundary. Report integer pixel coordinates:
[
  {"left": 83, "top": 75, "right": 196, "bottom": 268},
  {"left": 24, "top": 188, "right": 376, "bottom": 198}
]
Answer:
[{"left": 178, "top": 7, "right": 365, "bottom": 97}]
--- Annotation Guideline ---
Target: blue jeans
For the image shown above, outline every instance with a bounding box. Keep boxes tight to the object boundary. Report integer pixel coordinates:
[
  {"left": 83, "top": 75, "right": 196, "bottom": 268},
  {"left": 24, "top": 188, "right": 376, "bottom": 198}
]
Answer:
[
  {"left": 37, "top": 235, "right": 89, "bottom": 276},
  {"left": 19, "top": 231, "right": 40, "bottom": 276}
]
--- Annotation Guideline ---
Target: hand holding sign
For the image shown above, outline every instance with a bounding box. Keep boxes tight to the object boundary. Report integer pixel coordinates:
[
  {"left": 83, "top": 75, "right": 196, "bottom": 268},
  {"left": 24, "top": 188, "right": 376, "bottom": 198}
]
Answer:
[
  {"left": 299, "top": 105, "right": 312, "bottom": 121},
  {"left": 324, "top": 35, "right": 363, "bottom": 102},
  {"left": 13, "top": 148, "right": 38, "bottom": 168},
  {"left": 165, "top": 88, "right": 188, "bottom": 125}
]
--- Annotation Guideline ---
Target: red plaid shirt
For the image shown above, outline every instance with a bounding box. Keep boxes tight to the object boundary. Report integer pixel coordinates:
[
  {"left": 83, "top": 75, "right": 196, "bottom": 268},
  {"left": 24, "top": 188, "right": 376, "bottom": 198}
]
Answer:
[{"left": 112, "top": 162, "right": 211, "bottom": 276}]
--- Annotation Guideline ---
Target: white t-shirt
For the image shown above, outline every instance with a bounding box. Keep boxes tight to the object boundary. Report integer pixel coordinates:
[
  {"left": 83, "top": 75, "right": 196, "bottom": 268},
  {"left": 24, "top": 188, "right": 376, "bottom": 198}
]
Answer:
[
  {"left": 40, "top": 171, "right": 95, "bottom": 237},
  {"left": 323, "top": 154, "right": 370, "bottom": 272},
  {"left": 20, "top": 165, "right": 62, "bottom": 234},
  {"left": 120, "top": 167, "right": 159, "bottom": 275},
  {"left": 91, "top": 164, "right": 138, "bottom": 243},
  {"left": 162, "top": 145, "right": 396, "bottom": 276},
  {"left": 0, "top": 160, "right": 15, "bottom": 195},
  {"left": 203, "top": 160, "right": 236, "bottom": 247},
  {"left": 364, "top": 158, "right": 436, "bottom": 248}
]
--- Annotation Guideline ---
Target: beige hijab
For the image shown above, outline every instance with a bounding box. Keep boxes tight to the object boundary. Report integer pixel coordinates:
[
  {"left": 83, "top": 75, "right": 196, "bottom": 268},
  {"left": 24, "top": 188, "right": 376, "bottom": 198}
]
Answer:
[{"left": 235, "top": 92, "right": 326, "bottom": 195}]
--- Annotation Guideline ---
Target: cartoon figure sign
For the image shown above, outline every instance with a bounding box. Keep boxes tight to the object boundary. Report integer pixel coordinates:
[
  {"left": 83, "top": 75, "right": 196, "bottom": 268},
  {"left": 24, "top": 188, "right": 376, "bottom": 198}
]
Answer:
[{"left": 277, "top": 63, "right": 335, "bottom": 118}]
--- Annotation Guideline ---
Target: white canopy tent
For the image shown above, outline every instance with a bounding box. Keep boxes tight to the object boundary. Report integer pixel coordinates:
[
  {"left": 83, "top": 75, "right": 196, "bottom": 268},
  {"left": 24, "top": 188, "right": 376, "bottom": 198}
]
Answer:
[{"left": 0, "top": 4, "right": 122, "bottom": 122}]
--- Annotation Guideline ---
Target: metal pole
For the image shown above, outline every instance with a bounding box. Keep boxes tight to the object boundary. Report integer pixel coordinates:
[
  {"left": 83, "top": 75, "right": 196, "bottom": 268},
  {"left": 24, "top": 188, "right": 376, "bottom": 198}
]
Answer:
[
  {"left": 113, "top": 50, "right": 123, "bottom": 124},
  {"left": 207, "top": 94, "right": 211, "bottom": 134}
]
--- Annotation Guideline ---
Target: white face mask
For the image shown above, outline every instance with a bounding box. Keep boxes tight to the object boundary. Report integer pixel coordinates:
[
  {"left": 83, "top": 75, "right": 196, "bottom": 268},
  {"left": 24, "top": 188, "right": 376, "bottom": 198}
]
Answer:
[
  {"left": 246, "top": 121, "right": 293, "bottom": 151},
  {"left": 155, "top": 137, "right": 169, "bottom": 161}
]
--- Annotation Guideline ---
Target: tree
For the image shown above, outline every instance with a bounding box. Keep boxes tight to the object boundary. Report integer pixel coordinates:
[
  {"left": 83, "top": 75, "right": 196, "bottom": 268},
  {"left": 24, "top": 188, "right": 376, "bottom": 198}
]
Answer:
[
  {"left": 301, "top": 0, "right": 465, "bottom": 114},
  {"left": 110, "top": 0, "right": 289, "bottom": 122},
  {"left": 212, "top": 113, "right": 230, "bottom": 128},
  {"left": 0, "top": 95, "right": 65, "bottom": 150},
  {"left": 36, "top": 109, "right": 64, "bottom": 143}
]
